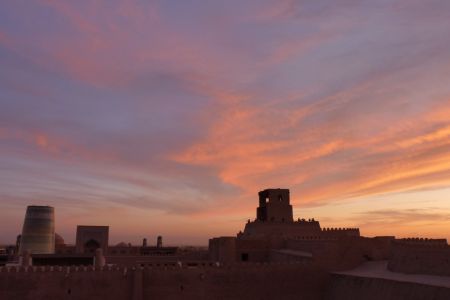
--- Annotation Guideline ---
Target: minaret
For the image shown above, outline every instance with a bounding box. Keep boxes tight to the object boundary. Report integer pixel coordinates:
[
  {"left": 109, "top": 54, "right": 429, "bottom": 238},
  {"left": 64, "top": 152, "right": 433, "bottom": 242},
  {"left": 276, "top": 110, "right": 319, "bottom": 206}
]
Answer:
[{"left": 19, "top": 206, "right": 55, "bottom": 254}]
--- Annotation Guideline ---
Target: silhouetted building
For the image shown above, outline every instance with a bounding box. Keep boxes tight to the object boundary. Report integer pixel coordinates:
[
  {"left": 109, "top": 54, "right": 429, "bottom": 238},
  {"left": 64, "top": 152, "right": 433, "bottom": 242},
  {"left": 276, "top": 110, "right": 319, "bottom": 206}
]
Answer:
[
  {"left": 257, "top": 188, "right": 293, "bottom": 222},
  {"left": 19, "top": 206, "right": 55, "bottom": 254},
  {"left": 210, "top": 188, "right": 362, "bottom": 264},
  {"left": 75, "top": 226, "right": 109, "bottom": 254}
]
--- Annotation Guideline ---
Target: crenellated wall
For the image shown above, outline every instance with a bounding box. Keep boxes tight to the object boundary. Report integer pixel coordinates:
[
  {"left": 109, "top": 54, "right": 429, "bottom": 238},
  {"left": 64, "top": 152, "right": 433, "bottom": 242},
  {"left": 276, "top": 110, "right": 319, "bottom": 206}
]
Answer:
[
  {"left": 321, "top": 228, "right": 360, "bottom": 237},
  {"left": 0, "top": 263, "right": 330, "bottom": 300},
  {"left": 240, "top": 219, "right": 322, "bottom": 239},
  {"left": 286, "top": 236, "right": 394, "bottom": 270},
  {"left": 0, "top": 265, "right": 133, "bottom": 300},
  {"left": 388, "top": 238, "right": 450, "bottom": 276},
  {"left": 3, "top": 260, "right": 449, "bottom": 300},
  {"left": 326, "top": 273, "right": 450, "bottom": 300}
]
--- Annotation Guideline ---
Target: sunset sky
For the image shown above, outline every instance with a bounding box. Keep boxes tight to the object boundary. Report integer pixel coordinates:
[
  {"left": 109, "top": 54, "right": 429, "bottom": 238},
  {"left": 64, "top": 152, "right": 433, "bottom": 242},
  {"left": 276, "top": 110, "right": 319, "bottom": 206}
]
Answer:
[{"left": 1, "top": 0, "right": 450, "bottom": 245}]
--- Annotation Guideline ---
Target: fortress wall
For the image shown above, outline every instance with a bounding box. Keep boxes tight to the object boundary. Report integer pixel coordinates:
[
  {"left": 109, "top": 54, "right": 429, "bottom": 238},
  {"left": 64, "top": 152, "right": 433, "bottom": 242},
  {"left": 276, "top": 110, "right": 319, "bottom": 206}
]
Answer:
[
  {"left": 0, "top": 266, "right": 133, "bottom": 300},
  {"left": 0, "top": 263, "right": 330, "bottom": 300},
  {"left": 269, "top": 250, "right": 312, "bottom": 263},
  {"left": 234, "top": 238, "right": 273, "bottom": 262},
  {"left": 5, "top": 262, "right": 448, "bottom": 300},
  {"left": 326, "top": 273, "right": 450, "bottom": 300},
  {"left": 285, "top": 239, "right": 358, "bottom": 269},
  {"left": 286, "top": 239, "right": 339, "bottom": 257},
  {"left": 106, "top": 255, "right": 182, "bottom": 266},
  {"left": 209, "top": 237, "right": 236, "bottom": 263},
  {"left": 388, "top": 240, "right": 450, "bottom": 276},
  {"left": 286, "top": 237, "right": 393, "bottom": 270},
  {"left": 242, "top": 221, "right": 322, "bottom": 237},
  {"left": 321, "top": 228, "right": 360, "bottom": 237},
  {"left": 142, "top": 263, "right": 330, "bottom": 300}
]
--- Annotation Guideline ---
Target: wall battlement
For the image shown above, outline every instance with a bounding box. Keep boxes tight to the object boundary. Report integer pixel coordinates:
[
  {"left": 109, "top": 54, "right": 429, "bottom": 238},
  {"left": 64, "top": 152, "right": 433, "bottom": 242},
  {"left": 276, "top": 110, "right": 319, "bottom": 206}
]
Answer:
[
  {"left": 0, "top": 260, "right": 314, "bottom": 274},
  {"left": 322, "top": 227, "right": 359, "bottom": 231},
  {"left": 393, "top": 238, "right": 448, "bottom": 248},
  {"left": 0, "top": 262, "right": 330, "bottom": 300},
  {"left": 388, "top": 238, "right": 450, "bottom": 276},
  {"left": 294, "top": 218, "right": 320, "bottom": 224},
  {"left": 291, "top": 236, "right": 339, "bottom": 241},
  {"left": 321, "top": 228, "right": 360, "bottom": 237}
]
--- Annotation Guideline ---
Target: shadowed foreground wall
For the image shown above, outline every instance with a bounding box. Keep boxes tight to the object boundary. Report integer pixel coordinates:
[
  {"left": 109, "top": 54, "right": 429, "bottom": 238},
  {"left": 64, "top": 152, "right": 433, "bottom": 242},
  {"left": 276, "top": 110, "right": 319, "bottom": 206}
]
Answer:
[
  {"left": 388, "top": 239, "right": 450, "bottom": 276},
  {"left": 0, "top": 264, "right": 330, "bottom": 300},
  {"left": 326, "top": 274, "right": 450, "bottom": 300},
  {"left": 0, "top": 267, "right": 133, "bottom": 299}
]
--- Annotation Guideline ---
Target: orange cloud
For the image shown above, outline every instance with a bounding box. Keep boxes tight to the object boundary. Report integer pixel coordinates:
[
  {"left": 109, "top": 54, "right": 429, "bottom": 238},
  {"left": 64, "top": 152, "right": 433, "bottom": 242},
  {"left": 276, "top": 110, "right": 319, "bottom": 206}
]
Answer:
[
  {"left": 2, "top": 0, "right": 450, "bottom": 243},
  {"left": 35, "top": 134, "right": 49, "bottom": 148},
  {"left": 172, "top": 75, "right": 450, "bottom": 209},
  {"left": 0, "top": 128, "right": 118, "bottom": 163}
]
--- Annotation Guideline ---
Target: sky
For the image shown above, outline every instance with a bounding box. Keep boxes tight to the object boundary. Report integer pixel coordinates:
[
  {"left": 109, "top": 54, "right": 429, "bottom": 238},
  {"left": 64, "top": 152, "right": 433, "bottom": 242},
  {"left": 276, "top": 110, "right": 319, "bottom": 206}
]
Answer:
[{"left": 1, "top": 0, "right": 450, "bottom": 245}]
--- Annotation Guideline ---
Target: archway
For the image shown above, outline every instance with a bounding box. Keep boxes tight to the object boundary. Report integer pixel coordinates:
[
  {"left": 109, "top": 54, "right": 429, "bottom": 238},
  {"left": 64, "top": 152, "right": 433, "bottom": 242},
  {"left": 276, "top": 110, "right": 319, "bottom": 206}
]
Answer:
[{"left": 84, "top": 239, "right": 100, "bottom": 254}]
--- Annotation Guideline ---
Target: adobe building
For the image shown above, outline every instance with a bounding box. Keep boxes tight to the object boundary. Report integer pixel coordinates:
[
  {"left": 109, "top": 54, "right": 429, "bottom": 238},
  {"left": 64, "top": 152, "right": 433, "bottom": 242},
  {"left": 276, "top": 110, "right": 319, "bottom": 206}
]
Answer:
[
  {"left": 76, "top": 225, "right": 109, "bottom": 254},
  {"left": 1, "top": 192, "right": 449, "bottom": 299},
  {"left": 388, "top": 238, "right": 450, "bottom": 276},
  {"left": 107, "top": 236, "right": 178, "bottom": 257},
  {"left": 242, "top": 188, "right": 324, "bottom": 239},
  {"left": 209, "top": 188, "right": 387, "bottom": 267}
]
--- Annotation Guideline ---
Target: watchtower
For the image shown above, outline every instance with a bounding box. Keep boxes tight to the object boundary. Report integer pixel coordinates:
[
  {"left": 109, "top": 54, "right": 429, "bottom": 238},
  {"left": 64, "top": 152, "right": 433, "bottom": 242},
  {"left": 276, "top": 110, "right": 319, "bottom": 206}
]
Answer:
[{"left": 256, "top": 189, "right": 293, "bottom": 222}]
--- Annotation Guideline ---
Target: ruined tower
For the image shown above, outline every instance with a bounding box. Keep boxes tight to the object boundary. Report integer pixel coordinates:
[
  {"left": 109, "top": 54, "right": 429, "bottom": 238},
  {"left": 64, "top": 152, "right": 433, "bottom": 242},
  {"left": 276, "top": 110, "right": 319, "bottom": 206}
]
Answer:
[{"left": 256, "top": 189, "right": 293, "bottom": 222}]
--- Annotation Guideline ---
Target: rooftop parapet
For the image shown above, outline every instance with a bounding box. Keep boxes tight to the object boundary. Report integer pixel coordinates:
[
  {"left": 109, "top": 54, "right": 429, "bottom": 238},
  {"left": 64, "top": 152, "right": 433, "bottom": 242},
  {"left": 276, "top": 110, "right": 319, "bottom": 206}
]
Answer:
[
  {"left": 290, "top": 236, "right": 339, "bottom": 241},
  {"left": 321, "top": 227, "right": 359, "bottom": 231},
  {"left": 0, "top": 260, "right": 313, "bottom": 274},
  {"left": 321, "top": 228, "right": 360, "bottom": 237},
  {"left": 393, "top": 238, "right": 448, "bottom": 248}
]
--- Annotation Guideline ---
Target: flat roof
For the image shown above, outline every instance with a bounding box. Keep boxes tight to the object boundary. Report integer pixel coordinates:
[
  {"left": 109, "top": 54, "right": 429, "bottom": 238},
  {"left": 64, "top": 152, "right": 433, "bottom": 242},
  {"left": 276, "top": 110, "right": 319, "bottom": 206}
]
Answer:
[
  {"left": 334, "top": 261, "right": 450, "bottom": 289},
  {"left": 271, "top": 249, "right": 313, "bottom": 258}
]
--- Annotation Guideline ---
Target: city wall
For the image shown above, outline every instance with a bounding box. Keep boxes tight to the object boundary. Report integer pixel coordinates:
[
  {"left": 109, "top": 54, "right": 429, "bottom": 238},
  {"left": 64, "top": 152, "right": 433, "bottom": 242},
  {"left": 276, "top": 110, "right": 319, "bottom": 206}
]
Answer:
[
  {"left": 286, "top": 236, "right": 393, "bottom": 270},
  {"left": 0, "top": 266, "right": 133, "bottom": 300},
  {"left": 326, "top": 273, "right": 450, "bottom": 300},
  {"left": 388, "top": 238, "right": 450, "bottom": 276},
  {"left": 0, "top": 263, "right": 330, "bottom": 300}
]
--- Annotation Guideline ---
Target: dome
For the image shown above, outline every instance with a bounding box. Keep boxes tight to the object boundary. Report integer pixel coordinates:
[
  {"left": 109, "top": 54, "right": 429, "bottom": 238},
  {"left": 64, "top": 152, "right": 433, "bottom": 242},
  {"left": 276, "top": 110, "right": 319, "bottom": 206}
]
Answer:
[
  {"left": 55, "top": 233, "right": 65, "bottom": 246},
  {"left": 116, "top": 242, "right": 127, "bottom": 247}
]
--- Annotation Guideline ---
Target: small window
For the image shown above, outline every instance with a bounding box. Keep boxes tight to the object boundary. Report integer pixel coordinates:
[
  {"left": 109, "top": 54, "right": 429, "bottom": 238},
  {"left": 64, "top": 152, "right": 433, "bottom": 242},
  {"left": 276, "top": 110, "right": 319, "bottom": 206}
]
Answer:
[{"left": 241, "top": 253, "right": 249, "bottom": 261}]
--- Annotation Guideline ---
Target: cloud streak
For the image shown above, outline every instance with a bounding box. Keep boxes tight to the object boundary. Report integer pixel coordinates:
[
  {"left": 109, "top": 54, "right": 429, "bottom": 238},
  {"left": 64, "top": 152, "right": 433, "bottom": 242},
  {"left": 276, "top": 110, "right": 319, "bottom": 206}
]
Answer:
[{"left": 1, "top": 0, "right": 450, "bottom": 243}]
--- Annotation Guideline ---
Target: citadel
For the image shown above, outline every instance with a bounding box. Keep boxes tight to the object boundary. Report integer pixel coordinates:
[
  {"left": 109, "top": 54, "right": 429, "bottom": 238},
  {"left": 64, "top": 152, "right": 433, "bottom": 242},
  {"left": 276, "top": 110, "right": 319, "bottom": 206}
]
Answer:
[{"left": 1, "top": 188, "right": 449, "bottom": 299}]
